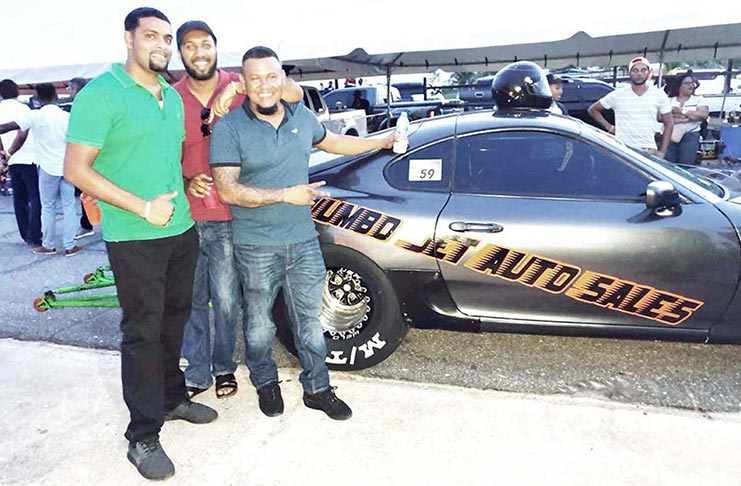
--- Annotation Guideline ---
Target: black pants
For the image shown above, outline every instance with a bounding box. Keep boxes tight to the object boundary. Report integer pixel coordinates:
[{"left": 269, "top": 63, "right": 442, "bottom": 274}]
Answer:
[
  {"left": 106, "top": 226, "right": 198, "bottom": 443},
  {"left": 9, "top": 164, "right": 41, "bottom": 245},
  {"left": 74, "top": 186, "right": 92, "bottom": 230}
]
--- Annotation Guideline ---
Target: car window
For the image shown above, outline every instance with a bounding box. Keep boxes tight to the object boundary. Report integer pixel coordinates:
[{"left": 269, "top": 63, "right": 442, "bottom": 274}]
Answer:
[
  {"left": 580, "top": 85, "right": 612, "bottom": 102},
  {"left": 306, "top": 88, "right": 324, "bottom": 114},
  {"left": 385, "top": 139, "right": 454, "bottom": 192},
  {"left": 560, "top": 82, "right": 579, "bottom": 103},
  {"left": 454, "top": 130, "right": 652, "bottom": 200},
  {"left": 324, "top": 91, "right": 354, "bottom": 110}
]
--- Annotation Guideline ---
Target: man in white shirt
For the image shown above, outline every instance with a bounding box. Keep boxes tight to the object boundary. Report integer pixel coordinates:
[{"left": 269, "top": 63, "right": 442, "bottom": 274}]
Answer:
[
  {"left": 0, "top": 79, "right": 41, "bottom": 247},
  {"left": 0, "top": 83, "right": 81, "bottom": 256},
  {"left": 588, "top": 57, "right": 673, "bottom": 158}
]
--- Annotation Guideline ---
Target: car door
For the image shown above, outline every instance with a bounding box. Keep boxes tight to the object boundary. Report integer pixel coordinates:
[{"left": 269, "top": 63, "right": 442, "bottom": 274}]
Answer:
[{"left": 436, "top": 129, "right": 739, "bottom": 330}]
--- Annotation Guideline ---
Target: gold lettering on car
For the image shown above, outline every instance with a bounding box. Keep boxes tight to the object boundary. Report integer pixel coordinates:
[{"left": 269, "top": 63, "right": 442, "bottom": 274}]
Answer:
[{"left": 311, "top": 197, "right": 705, "bottom": 325}]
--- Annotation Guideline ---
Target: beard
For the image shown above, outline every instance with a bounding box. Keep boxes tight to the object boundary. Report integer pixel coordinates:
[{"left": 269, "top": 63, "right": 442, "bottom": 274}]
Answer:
[
  {"left": 149, "top": 57, "right": 169, "bottom": 73},
  {"left": 183, "top": 57, "right": 218, "bottom": 81},
  {"left": 257, "top": 104, "right": 279, "bottom": 115}
]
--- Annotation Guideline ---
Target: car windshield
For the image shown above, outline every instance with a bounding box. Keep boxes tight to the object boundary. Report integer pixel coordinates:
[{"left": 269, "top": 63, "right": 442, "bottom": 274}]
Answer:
[
  {"left": 586, "top": 126, "right": 726, "bottom": 199},
  {"left": 633, "top": 149, "right": 726, "bottom": 198}
]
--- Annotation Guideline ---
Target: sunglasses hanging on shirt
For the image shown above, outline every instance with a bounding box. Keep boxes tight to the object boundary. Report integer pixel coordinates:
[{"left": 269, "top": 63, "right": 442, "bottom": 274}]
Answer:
[{"left": 200, "top": 108, "right": 211, "bottom": 137}]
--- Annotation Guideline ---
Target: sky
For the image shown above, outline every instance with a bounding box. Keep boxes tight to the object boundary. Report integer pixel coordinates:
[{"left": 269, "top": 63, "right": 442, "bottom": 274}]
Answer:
[{"left": 3, "top": 0, "right": 741, "bottom": 75}]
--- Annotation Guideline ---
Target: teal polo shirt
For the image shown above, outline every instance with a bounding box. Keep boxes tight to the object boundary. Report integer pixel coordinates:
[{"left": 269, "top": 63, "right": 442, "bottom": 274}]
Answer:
[
  {"left": 66, "top": 63, "right": 193, "bottom": 242},
  {"left": 209, "top": 101, "right": 326, "bottom": 245}
]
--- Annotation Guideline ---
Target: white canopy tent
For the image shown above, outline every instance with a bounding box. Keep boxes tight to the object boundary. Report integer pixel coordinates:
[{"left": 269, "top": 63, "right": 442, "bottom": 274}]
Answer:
[
  {"left": 1, "top": 0, "right": 741, "bottom": 85},
  {"left": 3, "top": 22, "right": 741, "bottom": 86},
  {"left": 278, "top": 23, "right": 741, "bottom": 81}
]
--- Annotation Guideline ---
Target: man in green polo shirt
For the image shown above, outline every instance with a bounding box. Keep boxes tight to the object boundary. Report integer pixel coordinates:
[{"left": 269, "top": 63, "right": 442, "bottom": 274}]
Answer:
[{"left": 64, "top": 7, "right": 216, "bottom": 481}]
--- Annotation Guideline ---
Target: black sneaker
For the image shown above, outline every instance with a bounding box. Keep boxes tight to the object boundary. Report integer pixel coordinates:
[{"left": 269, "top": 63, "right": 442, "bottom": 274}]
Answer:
[
  {"left": 256, "top": 381, "right": 284, "bottom": 417},
  {"left": 164, "top": 400, "right": 218, "bottom": 424},
  {"left": 127, "top": 437, "right": 175, "bottom": 481},
  {"left": 303, "top": 387, "right": 352, "bottom": 420}
]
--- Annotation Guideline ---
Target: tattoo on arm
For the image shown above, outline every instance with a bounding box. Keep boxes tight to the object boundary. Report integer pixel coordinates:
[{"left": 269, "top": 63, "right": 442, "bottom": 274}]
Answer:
[{"left": 212, "top": 166, "right": 284, "bottom": 208}]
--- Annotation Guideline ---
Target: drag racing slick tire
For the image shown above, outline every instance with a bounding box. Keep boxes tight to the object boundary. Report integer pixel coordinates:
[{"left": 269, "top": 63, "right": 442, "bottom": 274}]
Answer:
[{"left": 276, "top": 244, "right": 409, "bottom": 371}]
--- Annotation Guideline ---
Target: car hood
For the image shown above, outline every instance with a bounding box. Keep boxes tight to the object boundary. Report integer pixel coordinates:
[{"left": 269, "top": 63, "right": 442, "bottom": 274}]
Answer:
[
  {"left": 684, "top": 166, "right": 741, "bottom": 199},
  {"left": 713, "top": 198, "right": 741, "bottom": 236}
]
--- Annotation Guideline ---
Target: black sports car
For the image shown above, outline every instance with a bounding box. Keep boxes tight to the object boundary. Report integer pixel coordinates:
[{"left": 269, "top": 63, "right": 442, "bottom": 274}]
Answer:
[{"left": 276, "top": 109, "right": 741, "bottom": 370}]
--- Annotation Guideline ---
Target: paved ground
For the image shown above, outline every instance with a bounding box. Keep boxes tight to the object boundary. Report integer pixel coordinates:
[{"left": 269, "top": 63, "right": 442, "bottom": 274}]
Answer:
[
  {"left": 2, "top": 193, "right": 741, "bottom": 416},
  {"left": 3, "top": 339, "right": 741, "bottom": 486}
]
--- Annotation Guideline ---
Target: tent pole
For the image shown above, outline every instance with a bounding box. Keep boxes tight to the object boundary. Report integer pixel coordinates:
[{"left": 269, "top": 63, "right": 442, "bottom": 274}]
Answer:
[
  {"left": 386, "top": 66, "right": 392, "bottom": 128},
  {"left": 719, "top": 59, "right": 733, "bottom": 121}
]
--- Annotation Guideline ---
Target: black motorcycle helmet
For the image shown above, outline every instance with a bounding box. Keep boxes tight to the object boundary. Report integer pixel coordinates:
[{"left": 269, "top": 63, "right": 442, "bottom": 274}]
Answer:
[{"left": 491, "top": 61, "right": 552, "bottom": 110}]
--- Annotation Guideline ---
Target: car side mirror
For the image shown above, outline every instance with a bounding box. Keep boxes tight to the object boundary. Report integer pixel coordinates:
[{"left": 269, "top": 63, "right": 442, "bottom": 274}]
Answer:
[{"left": 645, "top": 181, "right": 681, "bottom": 215}]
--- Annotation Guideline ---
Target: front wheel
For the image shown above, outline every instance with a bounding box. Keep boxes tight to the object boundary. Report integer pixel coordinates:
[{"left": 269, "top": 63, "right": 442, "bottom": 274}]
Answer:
[{"left": 276, "top": 245, "right": 408, "bottom": 370}]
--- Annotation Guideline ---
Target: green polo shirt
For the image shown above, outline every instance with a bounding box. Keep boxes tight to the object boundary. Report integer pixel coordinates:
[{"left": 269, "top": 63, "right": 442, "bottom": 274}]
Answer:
[{"left": 66, "top": 63, "right": 193, "bottom": 242}]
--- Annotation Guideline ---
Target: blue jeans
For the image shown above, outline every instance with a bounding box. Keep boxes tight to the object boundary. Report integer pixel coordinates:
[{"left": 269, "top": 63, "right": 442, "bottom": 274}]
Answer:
[
  {"left": 234, "top": 237, "right": 330, "bottom": 394},
  {"left": 181, "top": 220, "right": 240, "bottom": 389},
  {"left": 666, "top": 131, "right": 700, "bottom": 165},
  {"left": 38, "top": 169, "right": 79, "bottom": 250}
]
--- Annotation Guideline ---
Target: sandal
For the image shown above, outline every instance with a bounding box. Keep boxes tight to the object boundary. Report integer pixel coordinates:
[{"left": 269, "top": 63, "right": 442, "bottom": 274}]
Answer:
[
  {"left": 215, "top": 373, "right": 238, "bottom": 399},
  {"left": 186, "top": 385, "right": 208, "bottom": 399}
]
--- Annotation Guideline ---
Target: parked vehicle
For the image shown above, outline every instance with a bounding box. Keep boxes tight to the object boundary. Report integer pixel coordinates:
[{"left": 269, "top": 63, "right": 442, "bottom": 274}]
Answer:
[
  {"left": 324, "top": 85, "right": 401, "bottom": 112},
  {"left": 324, "top": 85, "right": 463, "bottom": 133},
  {"left": 460, "top": 75, "right": 615, "bottom": 127},
  {"left": 392, "top": 81, "right": 446, "bottom": 102},
  {"left": 274, "top": 109, "right": 741, "bottom": 370},
  {"left": 302, "top": 85, "right": 367, "bottom": 137}
]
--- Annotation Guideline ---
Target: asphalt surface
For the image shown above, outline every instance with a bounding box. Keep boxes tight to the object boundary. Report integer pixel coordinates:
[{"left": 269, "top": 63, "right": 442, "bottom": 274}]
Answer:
[{"left": 1, "top": 193, "right": 741, "bottom": 413}]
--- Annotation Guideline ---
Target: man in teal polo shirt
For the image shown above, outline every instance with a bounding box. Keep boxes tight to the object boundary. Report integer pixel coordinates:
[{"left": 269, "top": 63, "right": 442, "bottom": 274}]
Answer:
[
  {"left": 211, "top": 46, "right": 395, "bottom": 422},
  {"left": 64, "top": 7, "right": 216, "bottom": 481}
]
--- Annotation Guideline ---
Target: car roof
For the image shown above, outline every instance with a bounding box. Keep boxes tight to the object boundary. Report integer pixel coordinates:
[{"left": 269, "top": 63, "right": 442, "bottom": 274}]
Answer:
[
  {"left": 560, "top": 76, "right": 613, "bottom": 87},
  {"left": 410, "top": 109, "right": 584, "bottom": 144}
]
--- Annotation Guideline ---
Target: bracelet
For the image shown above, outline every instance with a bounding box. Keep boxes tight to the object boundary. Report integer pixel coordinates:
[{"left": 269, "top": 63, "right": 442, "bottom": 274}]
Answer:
[{"left": 143, "top": 201, "right": 151, "bottom": 219}]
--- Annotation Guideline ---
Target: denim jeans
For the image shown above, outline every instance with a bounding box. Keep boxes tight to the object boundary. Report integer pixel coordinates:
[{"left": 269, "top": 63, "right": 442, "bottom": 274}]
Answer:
[
  {"left": 106, "top": 227, "right": 198, "bottom": 443},
  {"left": 181, "top": 220, "right": 240, "bottom": 389},
  {"left": 8, "top": 164, "right": 41, "bottom": 245},
  {"left": 38, "top": 169, "right": 79, "bottom": 250},
  {"left": 666, "top": 131, "right": 700, "bottom": 165},
  {"left": 234, "top": 237, "right": 330, "bottom": 394}
]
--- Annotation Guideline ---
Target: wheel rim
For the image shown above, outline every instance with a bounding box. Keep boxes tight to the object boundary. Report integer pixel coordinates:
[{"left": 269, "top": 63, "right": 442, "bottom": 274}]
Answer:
[
  {"left": 33, "top": 297, "right": 50, "bottom": 313},
  {"left": 320, "top": 267, "right": 371, "bottom": 339}
]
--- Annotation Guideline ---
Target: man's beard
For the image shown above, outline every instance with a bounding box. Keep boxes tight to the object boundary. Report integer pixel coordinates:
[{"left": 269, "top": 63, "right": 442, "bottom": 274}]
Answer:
[
  {"left": 183, "top": 58, "right": 218, "bottom": 81},
  {"left": 257, "top": 104, "right": 279, "bottom": 115},
  {"left": 149, "top": 58, "right": 169, "bottom": 73},
  {"left": 631, "top": 78, "right": 647, "bottom": 86}
]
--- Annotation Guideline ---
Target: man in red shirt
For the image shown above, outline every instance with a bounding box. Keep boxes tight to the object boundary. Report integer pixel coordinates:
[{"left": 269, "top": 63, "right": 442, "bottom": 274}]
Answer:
[{"left": 173, "top": 20, "right": 302, "bottom": 399}]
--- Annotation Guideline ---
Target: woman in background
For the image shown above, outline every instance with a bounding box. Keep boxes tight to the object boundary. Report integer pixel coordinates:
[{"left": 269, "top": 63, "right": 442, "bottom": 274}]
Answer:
[{"left": 665, "top": 73, "right": 708, "bottom": 164}]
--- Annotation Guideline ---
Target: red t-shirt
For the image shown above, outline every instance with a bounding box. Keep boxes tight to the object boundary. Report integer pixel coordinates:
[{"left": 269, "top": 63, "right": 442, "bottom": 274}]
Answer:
[{"left": 173, "top": 69, "right": 244, "bottom": 221}]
